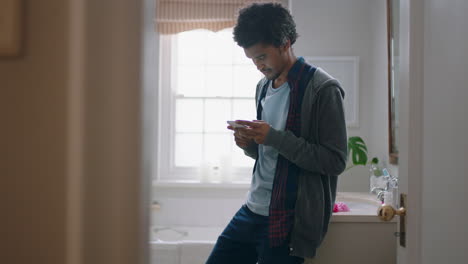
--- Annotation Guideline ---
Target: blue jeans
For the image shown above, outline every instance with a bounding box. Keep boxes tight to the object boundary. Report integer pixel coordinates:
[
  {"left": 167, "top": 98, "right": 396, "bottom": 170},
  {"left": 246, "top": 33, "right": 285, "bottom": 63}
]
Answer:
[{"left": 206, "top": 205, "right": 304, "bottom": 264}]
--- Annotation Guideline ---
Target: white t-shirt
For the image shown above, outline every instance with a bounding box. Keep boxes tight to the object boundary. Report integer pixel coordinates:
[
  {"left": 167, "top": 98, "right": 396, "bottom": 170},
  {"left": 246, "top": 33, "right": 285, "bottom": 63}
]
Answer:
[{"left": 246, "top": 80, "right": 290, "bottom": 216}]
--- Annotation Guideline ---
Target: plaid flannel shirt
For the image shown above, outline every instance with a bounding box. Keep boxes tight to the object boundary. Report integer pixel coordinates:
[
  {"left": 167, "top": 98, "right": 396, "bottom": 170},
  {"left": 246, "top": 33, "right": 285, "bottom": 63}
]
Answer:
[{"left": 255, "top": 57, "right": 316, "bottom": 247}]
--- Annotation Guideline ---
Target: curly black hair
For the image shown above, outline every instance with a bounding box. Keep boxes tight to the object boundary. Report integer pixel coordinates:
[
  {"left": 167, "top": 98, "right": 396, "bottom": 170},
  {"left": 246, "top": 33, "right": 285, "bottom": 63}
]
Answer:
[{"left": 233, "top": 3, "right": 298, "bottom": 48}]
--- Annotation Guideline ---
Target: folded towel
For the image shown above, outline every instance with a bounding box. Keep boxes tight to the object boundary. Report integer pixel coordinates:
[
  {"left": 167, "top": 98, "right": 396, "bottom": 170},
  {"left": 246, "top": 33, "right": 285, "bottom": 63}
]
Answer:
[{"left": 333, "top": 202, "right": 350, "bottom": 212}]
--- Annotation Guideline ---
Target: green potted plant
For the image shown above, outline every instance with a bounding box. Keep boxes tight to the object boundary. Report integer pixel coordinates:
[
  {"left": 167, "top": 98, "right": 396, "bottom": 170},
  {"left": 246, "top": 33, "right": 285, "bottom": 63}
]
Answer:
[
  {"left": 346, "top": 136, "right": 381, "bottom": 175},
  {"left": 346, "top": 136, "right": 399, "bottom": 202}
]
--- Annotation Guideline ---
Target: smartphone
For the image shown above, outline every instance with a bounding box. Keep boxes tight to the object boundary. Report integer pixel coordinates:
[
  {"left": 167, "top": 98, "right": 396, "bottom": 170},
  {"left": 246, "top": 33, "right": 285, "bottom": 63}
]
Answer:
[{"left": 227, "top": 120, "right": 247, "bottom": 128}]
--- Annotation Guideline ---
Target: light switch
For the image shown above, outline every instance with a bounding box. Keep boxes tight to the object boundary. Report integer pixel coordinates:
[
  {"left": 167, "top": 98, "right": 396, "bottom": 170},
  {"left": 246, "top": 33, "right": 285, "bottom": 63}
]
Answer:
[{"left": 0, "top": 0, "right": 22, "bottom": 56}]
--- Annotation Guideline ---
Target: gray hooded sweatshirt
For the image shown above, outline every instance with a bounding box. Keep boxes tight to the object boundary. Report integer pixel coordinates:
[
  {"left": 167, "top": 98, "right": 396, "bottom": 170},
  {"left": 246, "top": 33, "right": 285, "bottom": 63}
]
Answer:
[{"left": 243, "top": 67, "right": 348, "bottom": 258}]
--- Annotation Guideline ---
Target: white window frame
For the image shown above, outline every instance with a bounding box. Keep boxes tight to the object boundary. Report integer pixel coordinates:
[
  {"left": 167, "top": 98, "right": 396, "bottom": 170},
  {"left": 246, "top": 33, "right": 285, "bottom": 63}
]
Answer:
[{"left": 156, "top": 32, "right": 258, "bottom": 184}]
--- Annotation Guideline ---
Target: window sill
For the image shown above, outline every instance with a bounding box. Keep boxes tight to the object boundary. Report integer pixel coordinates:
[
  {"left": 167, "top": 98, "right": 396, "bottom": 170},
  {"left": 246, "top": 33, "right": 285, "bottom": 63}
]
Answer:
[{"left": 152, "top": 180, "right": 250, "bottom": 189}]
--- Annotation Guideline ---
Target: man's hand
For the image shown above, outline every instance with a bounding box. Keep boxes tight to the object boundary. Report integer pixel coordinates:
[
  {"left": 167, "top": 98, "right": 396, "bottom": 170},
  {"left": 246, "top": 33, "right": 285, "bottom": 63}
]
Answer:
[
  {"left": 227, "top": 121, "right": 254, "bottom": 149},
  {"left": 235, "top": 120, "right": 271, "bottom": 145}
]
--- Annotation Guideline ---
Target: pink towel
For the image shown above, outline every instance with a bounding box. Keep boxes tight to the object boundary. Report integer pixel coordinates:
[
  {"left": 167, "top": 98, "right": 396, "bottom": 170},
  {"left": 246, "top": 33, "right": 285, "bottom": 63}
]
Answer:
[{"left": 333, "top": 202, "right": 350, "bottom": 212}]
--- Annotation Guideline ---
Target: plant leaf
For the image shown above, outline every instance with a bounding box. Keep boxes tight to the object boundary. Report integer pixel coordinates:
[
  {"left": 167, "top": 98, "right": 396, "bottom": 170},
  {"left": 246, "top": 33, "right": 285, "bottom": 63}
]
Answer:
[{"left": 348, "top": 136, "right": 368, "bottom": 166}]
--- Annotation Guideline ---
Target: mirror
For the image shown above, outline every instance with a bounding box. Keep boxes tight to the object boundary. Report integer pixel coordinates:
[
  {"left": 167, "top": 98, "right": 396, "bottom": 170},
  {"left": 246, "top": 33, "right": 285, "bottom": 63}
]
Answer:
[{"left": 387, "top": 0, "right": 399, "bottom": 164}]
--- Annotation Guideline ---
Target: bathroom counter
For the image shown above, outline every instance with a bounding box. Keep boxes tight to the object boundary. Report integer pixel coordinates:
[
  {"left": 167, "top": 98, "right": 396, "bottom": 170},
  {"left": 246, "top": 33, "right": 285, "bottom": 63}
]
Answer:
[{"left": 332, "top": 192, "right": 397, "bottom": 223}]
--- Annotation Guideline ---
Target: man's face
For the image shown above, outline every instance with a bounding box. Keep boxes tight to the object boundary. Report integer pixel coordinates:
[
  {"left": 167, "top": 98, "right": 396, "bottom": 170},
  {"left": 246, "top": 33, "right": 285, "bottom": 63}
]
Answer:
[{"left": 243, "top": 42, "right": 288, "bottom": 81}]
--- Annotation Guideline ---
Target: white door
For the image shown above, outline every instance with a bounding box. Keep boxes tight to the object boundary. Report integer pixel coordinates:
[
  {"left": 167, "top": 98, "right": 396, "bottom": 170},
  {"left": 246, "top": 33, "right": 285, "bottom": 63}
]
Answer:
[{"left": 396, "top": 0, "right": 468, "bottom": 263}]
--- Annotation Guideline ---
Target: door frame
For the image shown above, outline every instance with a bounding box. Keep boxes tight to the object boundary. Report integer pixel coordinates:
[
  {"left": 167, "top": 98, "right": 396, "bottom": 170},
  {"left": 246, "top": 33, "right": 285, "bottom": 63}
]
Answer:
[{"left": 397, "top": 0, "right": 424, "bottom": 263}]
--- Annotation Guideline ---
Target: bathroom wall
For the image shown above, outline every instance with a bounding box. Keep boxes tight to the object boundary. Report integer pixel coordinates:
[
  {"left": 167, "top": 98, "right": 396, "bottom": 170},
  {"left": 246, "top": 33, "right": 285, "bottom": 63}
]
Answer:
[
  {"left": 292, "top": 0, "right": 390, "bottom": 191},
  {"left": 1, "top": 1, "right": 69, "bottom": 263},
  {"left": 152, "top": 0, "right": 391, "bottom": 227},
  {"left": 1, "top": 1, "right": 146, "bottom": 264}
]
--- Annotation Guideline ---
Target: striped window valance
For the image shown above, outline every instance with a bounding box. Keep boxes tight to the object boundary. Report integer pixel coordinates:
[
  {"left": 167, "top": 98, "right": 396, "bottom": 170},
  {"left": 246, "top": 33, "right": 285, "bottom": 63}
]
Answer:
[{"left": 155, "top": 0, "right": 289, "bottom": 35}]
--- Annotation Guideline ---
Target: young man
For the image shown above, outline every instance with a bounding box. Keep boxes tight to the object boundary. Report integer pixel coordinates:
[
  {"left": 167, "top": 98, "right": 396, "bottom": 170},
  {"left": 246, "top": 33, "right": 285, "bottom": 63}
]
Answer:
[{"left": 206, "top": 3, "right": 347, "bottom": 263}]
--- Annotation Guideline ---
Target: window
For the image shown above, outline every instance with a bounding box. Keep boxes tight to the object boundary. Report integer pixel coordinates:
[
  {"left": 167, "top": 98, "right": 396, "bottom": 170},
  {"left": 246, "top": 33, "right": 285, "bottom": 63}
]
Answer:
[{"left": 157, "top": 28, "right": 261, "bottom": 183}]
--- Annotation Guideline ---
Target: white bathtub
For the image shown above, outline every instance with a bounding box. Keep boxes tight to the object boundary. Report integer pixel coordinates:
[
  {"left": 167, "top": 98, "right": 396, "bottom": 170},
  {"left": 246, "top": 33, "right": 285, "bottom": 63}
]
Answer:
[
  {"left": 150, "top": 192, "right": 396, "bottom": 264},
  {"left": 150, "top": 226, "right": 222, "bottom": 264}
]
